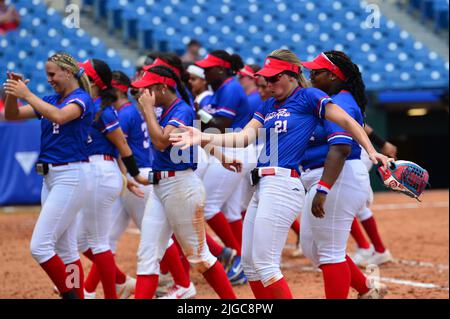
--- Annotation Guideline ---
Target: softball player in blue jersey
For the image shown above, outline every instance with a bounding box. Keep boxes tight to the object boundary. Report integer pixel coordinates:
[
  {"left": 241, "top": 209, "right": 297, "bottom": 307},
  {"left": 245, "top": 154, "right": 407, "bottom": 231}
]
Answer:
[
  {"left": 300, "top": 51, "right": 389, "bottom": 299},
  {"left": 169, "top": 49, "right": 389, "bottom": 299},
  {"left": 195, "top": 51, "right": 254, "bottom": 284},
  {"left": 76, "top": 59, "right": 145, "bottom": 299},
  {"left": 3, "top": 52, "right": 93, "bottom": 299},
  {"left": 131, "top": 65, "right": 236, "bottom": 299}
]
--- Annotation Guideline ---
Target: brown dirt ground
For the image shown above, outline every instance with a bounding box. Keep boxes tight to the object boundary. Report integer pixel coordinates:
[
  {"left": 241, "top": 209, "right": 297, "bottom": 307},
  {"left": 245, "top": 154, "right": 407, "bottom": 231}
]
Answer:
[{"left": 0, "top": 190, "right": 448, "bottom": 299}]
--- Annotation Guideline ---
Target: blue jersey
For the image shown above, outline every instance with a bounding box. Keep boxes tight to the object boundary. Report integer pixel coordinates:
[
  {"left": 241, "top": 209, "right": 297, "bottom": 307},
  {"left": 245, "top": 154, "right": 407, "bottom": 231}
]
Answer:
[
  {"left": 117, "top": 101, "right": 153, "bottom": 168},
  {"left": 37, "top": 88, "right": 94, "bottom": 164},
  {"left": 300, "top": 91, "right": 364, "bottom": 170},
  {"left": 253, "top": 87, "right": 332, "bottom": 173},
  {"left": 87, "top": 98, "right": 120, "bottom": 157},
  {"left": 247, "top": 90, "right": 263, "bottom": 115},
  {"left": 202, "top": 78, "right": 251, "bottom": 129},
  {"left": 151, "top": 98, "right": 197, "bottom": 171}
]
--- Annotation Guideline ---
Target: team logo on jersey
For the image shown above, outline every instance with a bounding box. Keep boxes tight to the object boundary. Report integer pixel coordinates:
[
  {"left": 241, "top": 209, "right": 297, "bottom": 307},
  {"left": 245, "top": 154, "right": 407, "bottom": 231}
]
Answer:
[
  {"left": 201, "top": 104, "right": 217, "bottom": 115},
  {"left": 264, "top": 108, "right": 291, "bottom": 122}
]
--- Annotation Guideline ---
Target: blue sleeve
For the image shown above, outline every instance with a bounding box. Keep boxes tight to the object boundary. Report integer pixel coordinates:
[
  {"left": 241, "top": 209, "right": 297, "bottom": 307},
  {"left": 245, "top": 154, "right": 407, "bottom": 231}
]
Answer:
[
  {"left": 66, "top": 93, "right": 90, "bottom": 119},
  {"left": 302, "top": 88, "right": 333, "bottom": 119},
  {"left": 213, "top": 84, "right": 240, "bottom": 119},
  {"left": 100, "top": 106, "right": 120, "bottom": 134},
  {"left": 252, "top": 102, "right": 266, "bottom": 124},
  {"left": 118, "top": 110, "right": 131, "bottom": 137},
  {"left": 324, "top": 119, "right": 353, "bottom": 145},
  {"left": 167, "top": 106, "right": 194, "bottom": 128}
]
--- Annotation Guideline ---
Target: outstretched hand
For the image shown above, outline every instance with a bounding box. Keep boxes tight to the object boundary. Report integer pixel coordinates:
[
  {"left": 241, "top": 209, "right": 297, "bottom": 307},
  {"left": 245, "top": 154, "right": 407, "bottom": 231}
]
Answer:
[
  {"left": 169, "top": 125, "right": 203, "bottom": 150},
  {"left": 368, "top": 152, "right": 392, "bottom": 170},
  {"left": 3, "top": 76, "right": 31, "bottom": 100}
]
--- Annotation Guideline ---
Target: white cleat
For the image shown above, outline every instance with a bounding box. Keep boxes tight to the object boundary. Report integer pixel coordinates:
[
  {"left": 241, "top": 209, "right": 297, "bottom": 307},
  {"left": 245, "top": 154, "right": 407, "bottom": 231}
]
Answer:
[
  {"left": 350, "top": 245, "right": 374, "bottom": 266},
  {"left": 116, "top": 275, "right": 136, "bottom": 299},
  {"left": 366, "top": 250, "right": 393, "bottom": 266},
  {"left": 84, "top": 289, "right": 96, "bottom": 299},
  {"left": 155, "top": 273, "right": 174, "bottom": 297},
  {"left": 358, "top": 283, "right": 388, "bottom": 299},
  {"left": 158, "top": 282, "right": 196, "bottom": 299},
  {"left": 291, "top": 244, "right": 304, "bottom": 258}
]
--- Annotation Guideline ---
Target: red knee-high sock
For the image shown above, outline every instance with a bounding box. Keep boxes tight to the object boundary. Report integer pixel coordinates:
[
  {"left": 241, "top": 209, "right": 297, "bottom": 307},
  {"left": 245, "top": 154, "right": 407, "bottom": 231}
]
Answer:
[
  {"left": 94, "top": 250, "right": 117, "bottom": 299},
  {"left": 40, "top": 255, "right": 71, "bottom": 294},
  {"left": 115, "top": 263, "right": 127, "bottom": 285},
  {"left": 206, "top": 233, "right": 224, "bottom": 257},
  {"left": 229, "top": 219, "right": 243, "bottom": 248},
  {"left": 66, "top": 259, "right": 84, "bottom": 299},
  {"left": 249, "top": 280, "right": 272, "bottom": 299},
  {"left": 173, "top": 237, "right": 191, "bottom": 275},
  {"left": 351, "top": 218, "right": 371, "bottom": 249},
  {"left": 163, "top": 243, "right": 190, "bottom": 288},
  {"left": 291, "top": 219, "right": 300, "bottom": 236},
  {"left": 346, "top": 255, "right": 370, "bottom": 294},
  {"left": 135, "top": 274, "right": 158, "bottom": 299},
  {"left": 160, "top": 258, "right": 169, "bottom": 275},
  {"left": 84, "top": 263, "right": 101, "bottom": 293},
  {"left": 207, "top": 212, "right": 241, "bottom": 255},
  {"left": 361, "top": 217, "right": 386, "bottom": 253},
  {"left": 320, "top": 261, "right": 351, "bottom": 299},
  {"left": 265, "top": 277, "right": 293, "bottom": 299},
  {"left": 202, "top": 261, "right": 236, "bottom": 299}
]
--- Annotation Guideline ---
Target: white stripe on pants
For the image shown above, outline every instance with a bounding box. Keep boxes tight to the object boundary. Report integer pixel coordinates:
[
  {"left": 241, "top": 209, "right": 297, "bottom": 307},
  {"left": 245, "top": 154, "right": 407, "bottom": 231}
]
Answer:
[
  {"left": 30, "top": 163, "right": 89, "bottom": 264},
  {"left": 242, "top": 174, "right": 304, "bottom": 286},
  {"left": 137, "top": 170, "right": 216, "bottom": 275}
]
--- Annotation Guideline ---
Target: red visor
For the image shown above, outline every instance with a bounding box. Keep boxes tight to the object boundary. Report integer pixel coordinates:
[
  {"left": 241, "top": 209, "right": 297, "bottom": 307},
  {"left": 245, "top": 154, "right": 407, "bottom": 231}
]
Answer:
[
  {"left": 143, "top": 58, "right": 181, "bottom": 78},
  {"left": 237, "top": 65, "right": 255, "bottom": 78},
  {"left": 195, "top": 54, "right": 231, "bottom": 69},
  {"left": 112, "top": 80, "right": 129, "bottom": 93},
  {"left": 78, "top": 60, "right": 107, "bottom": 90},
  {"left": 255, "top": 57, "right": 300, "bottom": 78},
  {"left": 301, "top": 53, "right": 347, "bottom": 81},
  {"left": 131, "top": 71, "right": 177, "bottom": 88}
]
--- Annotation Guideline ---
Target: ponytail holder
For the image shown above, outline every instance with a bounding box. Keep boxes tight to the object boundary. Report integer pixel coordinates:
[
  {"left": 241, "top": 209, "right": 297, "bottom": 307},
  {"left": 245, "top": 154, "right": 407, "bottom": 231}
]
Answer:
[{"left": 76, "top": 67, "right": 85, "bottom": 79}]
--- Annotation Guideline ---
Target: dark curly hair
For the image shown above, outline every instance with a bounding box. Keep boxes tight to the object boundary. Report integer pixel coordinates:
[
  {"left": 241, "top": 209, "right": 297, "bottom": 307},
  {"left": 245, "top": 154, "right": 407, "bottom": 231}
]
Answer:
[
  {"left": 324, "top": 51, "right": 367, "bottom": 114},
  {"left": 90, "top": 58, "right": 118, "bottom": 121}
]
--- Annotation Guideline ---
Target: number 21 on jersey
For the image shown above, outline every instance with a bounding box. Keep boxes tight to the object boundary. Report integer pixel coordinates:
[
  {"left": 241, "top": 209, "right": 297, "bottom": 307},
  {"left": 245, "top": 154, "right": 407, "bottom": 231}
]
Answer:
[{"left": 274, "top": 120, "right": 287, "bottom": 133}]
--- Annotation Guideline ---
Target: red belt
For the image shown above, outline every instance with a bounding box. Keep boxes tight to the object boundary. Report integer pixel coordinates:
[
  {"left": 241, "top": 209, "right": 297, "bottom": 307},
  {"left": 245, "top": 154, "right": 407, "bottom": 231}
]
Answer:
[
  {"left": 52, "top": 160, "right": 90, "bottom": 167},
  {"left": 103, "top": 154, "right": 115, "bottom": 161},
  {"left": 154, "top": 171, "right": 177, "bottom": 179},
  {"left": 259, "top": 167, "right": 300, "bottom": 178}
]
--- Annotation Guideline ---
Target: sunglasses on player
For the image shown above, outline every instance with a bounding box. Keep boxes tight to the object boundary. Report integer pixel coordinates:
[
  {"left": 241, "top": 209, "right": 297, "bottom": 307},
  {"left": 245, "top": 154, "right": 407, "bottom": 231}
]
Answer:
[{"left": 264, "top": 73, "right": 284, "bottom": 84}]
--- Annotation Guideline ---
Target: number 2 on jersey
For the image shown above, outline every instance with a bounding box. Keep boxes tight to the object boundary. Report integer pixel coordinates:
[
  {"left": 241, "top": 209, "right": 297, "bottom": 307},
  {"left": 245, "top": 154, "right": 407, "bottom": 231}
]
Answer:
[
  {"left": 274, "top": 120, "right": 287, "bottom": 133},
  {"left": 52, "top": 123, "right": 60, "bottom": 134}
]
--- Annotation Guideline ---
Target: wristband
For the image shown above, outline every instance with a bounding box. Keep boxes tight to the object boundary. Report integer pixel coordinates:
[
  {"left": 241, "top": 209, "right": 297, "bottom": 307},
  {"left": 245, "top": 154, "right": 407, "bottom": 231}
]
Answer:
[
  {"left": 197, "top": 109, "right": 213, "bottom": 124},
  {"left": 122, "top": 155, "right": 140, "bottom": 177},
  {"left": 316, "top": 180, "right": 332, "bottom": 195},
  {"left": 368, "top": 131, "right": 386, "bottom": 149}
]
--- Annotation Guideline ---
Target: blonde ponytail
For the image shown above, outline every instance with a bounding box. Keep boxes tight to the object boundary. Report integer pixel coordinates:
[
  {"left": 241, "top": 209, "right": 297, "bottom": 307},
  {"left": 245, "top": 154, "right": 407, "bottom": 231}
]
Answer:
[{"left": 48, "top": 52, "right": 92, "bottom": 96}]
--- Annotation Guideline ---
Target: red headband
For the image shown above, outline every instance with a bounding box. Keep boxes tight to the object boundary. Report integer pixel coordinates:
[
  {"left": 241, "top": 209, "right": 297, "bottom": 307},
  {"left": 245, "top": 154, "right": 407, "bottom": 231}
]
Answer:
[
  {"left": 195, "top": 54, "right": 232, "bottom": 69},
  {"left": 112, "top": 80, "right": 129, "bottom": 93},
  {"left": 143, "top": 58, "right": 181, "bottom": 78},
  {"left": 255, "top": 57, "right": 300, "bottom": 77},
  {"left": 301, "top": 53, "right": 347, "bottom": 81},
  {"left": 131, "top": 71, "right": 177, "bottom": 88},
  {"left": 78, "top": 60, "right": 107, "bottom": 90}
]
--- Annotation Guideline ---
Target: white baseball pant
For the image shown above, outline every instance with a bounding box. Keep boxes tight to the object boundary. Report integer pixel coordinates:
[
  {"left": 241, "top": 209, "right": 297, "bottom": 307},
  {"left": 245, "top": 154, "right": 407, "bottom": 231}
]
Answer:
[
  {"left": 77, "top": 155, "right": 122, "bottom": 255},
  {"left": 241, "top": 169, "right": 304, "bottom": 286},
  {"left": 137, "top": 170, "right": 216, "bottom": 275},
  {"left": 30, "top": 162, "right": 89, "bottom": 264},
  {"left": 300, "top": 160, "right": 370, "bottom": 267}
]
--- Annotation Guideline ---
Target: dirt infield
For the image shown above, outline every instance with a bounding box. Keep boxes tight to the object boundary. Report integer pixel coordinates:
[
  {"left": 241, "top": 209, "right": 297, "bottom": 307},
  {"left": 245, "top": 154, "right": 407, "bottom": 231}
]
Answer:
[{"left": 0, "top": 190, "right": 448, "bottom": 299}]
